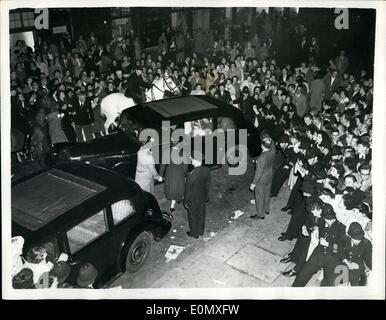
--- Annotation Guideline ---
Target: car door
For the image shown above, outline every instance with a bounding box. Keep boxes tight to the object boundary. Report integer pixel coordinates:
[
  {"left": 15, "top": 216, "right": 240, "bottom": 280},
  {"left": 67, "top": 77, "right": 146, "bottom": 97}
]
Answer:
[{"left": 63, "top": 206, "right": 117, "bottom": 286}]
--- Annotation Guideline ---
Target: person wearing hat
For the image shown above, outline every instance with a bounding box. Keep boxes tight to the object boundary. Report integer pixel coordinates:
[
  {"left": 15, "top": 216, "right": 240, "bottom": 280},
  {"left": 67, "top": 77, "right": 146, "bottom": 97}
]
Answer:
[
  {"left": 51, "top": 261, "right": 72, "bottom": 288},
  {"left": 183, "top": 152, "right": 211, "bottom": 239},
  {"left": 271, "top": 134, "right": 296, "bottom": 197},
  {"left": 12, "top": 268, "right": 35, "bottom": 289},
  {"left": 281, "top": 197, "right": 324, "bottom": 277},
  {"left": 292, "top": 204, "right": 346, "bottom": 286},
  {"left": 206, "top": 84, "right": 217, "bottom": 98},
  {"left": 124, "top": 65, "right": 152, "bottom": 104},
  {"left": 279, "top": 177, "right": 317, "bottom": 241},
  {"left": 233, "top": 86, "right": 256, "bottom": 124},
  {"left": 250, "top": 136, "right": 276, "bottom": 220},
  {"left": 159, "top": 138, "right": 188, "bottom": 214},
  {"left": 338, "top": 222, "right": 372, "bottom": 286},
  {"left": 77, "top": 262, "right": 98, "bottom": 288},
  {"left": 286, "top": 97, "right": 303, "bottom": 127},
  {"left": 135, "top": 137, "right": 162, "bottom": 194}
]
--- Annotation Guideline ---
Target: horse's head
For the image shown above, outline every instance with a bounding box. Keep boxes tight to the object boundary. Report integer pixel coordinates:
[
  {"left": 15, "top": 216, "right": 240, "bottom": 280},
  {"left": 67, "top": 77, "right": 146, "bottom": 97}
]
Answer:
[{"left": 163, "top": 76, "right": 180, "bottom": 95}]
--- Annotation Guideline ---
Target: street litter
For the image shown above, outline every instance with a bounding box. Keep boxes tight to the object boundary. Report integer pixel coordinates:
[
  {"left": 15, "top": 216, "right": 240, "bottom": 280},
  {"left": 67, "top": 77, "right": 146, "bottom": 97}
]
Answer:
[
  {"left": 165, "top": 245, "right": 185, "bottom": 262},
  {"left": 213, "top": 279, "right": 226, "bottom": 285},
  {"left": 250, "top": 199, "right": 256, "bottom": 204},
  {"left": 232, "top": 210, "right": 245, "bottom": 219},
  {"left": 173, "top": 229, "right": 177, "bottom": 233},
  {"left": 210, "top": 232, "right": 217, "bottom": 237},
  {"left": 170, "top": 236, "right": 175, "bottom": 239}
]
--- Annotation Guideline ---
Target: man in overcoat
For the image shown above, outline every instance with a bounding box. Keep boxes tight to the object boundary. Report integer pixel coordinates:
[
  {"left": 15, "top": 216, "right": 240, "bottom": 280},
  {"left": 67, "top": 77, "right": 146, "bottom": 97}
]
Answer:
[
  {"left": 183, "top": 154, "right": 211, "bottom": 239},
  {"left": 250, "top": 135, "right": 276, "bottom": 219}
]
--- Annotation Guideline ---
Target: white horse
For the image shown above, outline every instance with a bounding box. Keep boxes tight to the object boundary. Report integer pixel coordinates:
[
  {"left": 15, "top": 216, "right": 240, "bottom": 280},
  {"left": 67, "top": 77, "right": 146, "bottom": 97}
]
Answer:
[
  {"left": 101, "top": 93, "right": 136, "bottom": 134},
  {"left": 144, "top": 76, "right": 180, "bottom": 102},
  {"left": 101, "top": 76, "right": 180, "bottom": 134}
]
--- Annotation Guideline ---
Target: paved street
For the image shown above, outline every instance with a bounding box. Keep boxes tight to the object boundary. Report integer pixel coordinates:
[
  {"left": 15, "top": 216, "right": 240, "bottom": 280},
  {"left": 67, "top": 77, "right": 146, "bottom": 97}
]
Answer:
[{"left": 111, "top": 157, "right": 321, "bottom": 288}]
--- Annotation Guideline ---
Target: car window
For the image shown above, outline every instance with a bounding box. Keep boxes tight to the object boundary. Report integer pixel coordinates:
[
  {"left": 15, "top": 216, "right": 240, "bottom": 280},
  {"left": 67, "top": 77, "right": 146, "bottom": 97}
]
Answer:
[
  {"left": 111, "top": 199, "right": 136, "bottom": 225},
  {"left": 217, "top": 116, "right": 237, "bottom": 130},
  {"left": 67, "top": 210, "right": 108, "bottom": 254},
  {"left": 34, "top": 237, "right": 60, "bottom": 262},
  {"left": 184, "top": 118, "right": 213, "bottom": 137}
]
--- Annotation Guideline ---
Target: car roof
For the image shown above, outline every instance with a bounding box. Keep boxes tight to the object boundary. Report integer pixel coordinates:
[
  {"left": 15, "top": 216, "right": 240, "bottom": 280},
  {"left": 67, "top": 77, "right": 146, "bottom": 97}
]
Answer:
[
  {"left": 12, "top": 163, "right": 142, "bottom": 232},
  {"left": 12, "top": 168, "right": 106, "bottom": 231},
  {"left": 146, "top": 96, "right": 218, "bottom": 118},
  {"left": 121, "top": 96, "right": 230, "bottom": 127}
]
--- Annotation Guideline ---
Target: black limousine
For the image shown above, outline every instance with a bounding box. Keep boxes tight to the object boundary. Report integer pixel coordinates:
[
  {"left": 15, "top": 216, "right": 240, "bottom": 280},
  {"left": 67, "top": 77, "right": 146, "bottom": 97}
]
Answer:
[{"left": 12, "top": 162, "right": 172, "bottom": 288}]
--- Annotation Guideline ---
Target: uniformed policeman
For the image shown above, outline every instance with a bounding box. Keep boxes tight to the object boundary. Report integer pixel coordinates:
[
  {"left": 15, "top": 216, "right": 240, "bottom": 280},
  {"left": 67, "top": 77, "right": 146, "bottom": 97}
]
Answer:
[
  {"left": 124, "top": 66, "right": 152, "bottom": 104},
  {"left": 292, "top": 204, "right": 346, "bottom": 286},
  {"left": 337, "top": 222, "right": 372, "bottom": 286}
]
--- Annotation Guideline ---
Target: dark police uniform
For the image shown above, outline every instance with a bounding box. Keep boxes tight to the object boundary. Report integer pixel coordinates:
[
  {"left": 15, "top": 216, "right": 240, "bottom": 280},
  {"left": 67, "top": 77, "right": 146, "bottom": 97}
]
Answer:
[
  {"left": 292, "top": 219, "right": 346, "bottom": 287},
  {"left": 124, "top": 71, "right": 152, "bottom": 104},
  {"left": 338, "top": 236, "right": 372, "bottom": 286}
]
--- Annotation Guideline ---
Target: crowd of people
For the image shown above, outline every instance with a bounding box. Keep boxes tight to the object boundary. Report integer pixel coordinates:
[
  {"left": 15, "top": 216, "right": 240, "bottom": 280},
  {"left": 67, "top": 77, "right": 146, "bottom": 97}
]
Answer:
[
  {"left": 10, "top": 10, "right": 374, "bottom": 288},
  {"left": 11, "top": 236, "right": 99, "bottom": 289}
]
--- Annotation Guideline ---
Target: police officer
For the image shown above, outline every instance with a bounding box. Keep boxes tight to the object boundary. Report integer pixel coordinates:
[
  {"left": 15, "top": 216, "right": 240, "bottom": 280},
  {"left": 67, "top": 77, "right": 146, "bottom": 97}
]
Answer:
[
  {"left": 124, "top": 66, "right": 152, "bottom": 104},
  {"left": 292, "top": 204, "right": 346, "bottom": 286},
  {"left": 233, "top": 86, "right": 255, "bottom": 124},
  {"left": 338, "top": 222, "right": 372, "bottom": 286}
]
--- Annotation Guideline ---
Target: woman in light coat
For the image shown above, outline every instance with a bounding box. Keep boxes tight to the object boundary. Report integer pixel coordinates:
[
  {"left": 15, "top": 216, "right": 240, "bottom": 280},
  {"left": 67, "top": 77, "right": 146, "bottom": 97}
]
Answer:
[{"left": 135, "top": 139, "right": 162, "bottom": 194}]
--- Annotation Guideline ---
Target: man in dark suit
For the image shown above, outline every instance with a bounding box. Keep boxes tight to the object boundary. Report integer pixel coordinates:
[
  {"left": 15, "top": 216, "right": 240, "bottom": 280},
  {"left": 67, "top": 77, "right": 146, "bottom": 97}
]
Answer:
[
  {"left": 292, "top": 205, "right": 346, "bottom": 286},
  {"left": 60, "top": 53, "right": 74, "bottom": 76},
  {"left": 215, "top": 82, "right": 232, "bottom": 104},
  {"left": 124, "top": 66, "right": 152, "bottom": 104},
  {"left": 250, "top": 135, "right": 276, "bottom": 219},
  {"left": 334, "top": 50, "right": 349, "bottom": 76},
  {"left": 183, "top": 154, "right": 211, "bottom": 239},
  {"left": 72, "top": 91, "right": 94, "bottom": 142},
  {"left": 323, "top": 68, "right": 341, "bottom": 100}
]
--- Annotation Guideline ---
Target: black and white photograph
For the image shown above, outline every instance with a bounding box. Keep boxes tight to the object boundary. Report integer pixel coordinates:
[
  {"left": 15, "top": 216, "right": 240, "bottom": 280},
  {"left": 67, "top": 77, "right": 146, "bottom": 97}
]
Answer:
[{"left": 1, "top": 0, "right": 385, "bottom": 301}]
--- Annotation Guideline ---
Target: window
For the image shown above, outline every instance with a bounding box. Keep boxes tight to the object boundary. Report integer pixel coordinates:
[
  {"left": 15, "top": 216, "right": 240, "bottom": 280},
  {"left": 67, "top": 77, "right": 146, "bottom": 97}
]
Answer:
[
  {"left": 21, "top": 11, "right": 35, "bottom": 27},
  {"left": 67, "top": 210, "right": 108, "bottom": 254},
  {"left": 37, "top": 237, "right": 60, "bottom": 262},
  {"left": 217, "top": 117, "right": 237, "bottom": 131},
  {"left": 9, "top": 12, "right": 21, "bottom": 29},
  {"left": 184, "top": 118, "right": 214, "bottom": 137},
  {"left": 111, "top": 199, "right": 135, "bottom": 224},
  {"left": 111, "top": 8, "right": 131, "bottom": 17},
  {"left": 9, "top": 11, "right": 35, "bottom": 30}
]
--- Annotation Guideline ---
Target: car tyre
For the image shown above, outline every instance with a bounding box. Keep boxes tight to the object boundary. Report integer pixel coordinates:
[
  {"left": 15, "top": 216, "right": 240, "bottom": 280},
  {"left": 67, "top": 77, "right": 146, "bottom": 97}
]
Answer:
[{"left": 125, "top": 231, "right": 152, "bottom": 273}]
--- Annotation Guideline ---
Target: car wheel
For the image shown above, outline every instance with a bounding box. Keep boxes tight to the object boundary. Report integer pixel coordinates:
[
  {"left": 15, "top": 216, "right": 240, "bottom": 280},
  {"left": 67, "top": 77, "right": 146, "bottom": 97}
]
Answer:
[{"left": 125, "top": 231, "right": 152, "bottom": 273}]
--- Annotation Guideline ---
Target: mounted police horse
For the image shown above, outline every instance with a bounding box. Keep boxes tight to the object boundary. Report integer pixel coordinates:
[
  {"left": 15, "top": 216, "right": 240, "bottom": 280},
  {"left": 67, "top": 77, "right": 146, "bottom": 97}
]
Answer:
[
  {"left": 100, "top": 75, "right": 180, "bottom": 135},
  {"left": 11, "top": 96, "right": 49, "bottom": 167}
]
